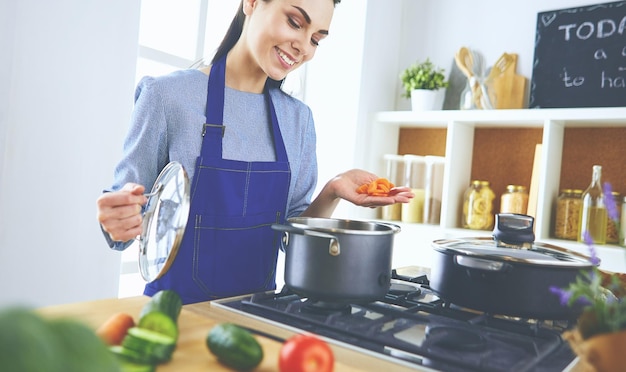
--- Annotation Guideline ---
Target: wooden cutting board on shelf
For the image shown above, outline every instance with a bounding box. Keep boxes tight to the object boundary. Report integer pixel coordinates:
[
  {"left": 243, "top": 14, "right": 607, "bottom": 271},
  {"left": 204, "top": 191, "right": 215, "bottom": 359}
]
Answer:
[{"left": 492, "top": 53, "right": 527, "bottom": 109}]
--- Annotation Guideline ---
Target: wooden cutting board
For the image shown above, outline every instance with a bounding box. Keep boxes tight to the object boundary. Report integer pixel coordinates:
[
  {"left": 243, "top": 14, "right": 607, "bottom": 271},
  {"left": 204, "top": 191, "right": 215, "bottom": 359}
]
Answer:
[
  {"left": 39, "top": 297, "right": 259, "bottom": 371},
  {"left": 37, "top": 296, "right": 372, "bottom": 372},
  {"left": 492, "top": 53, "right": 527, "bottom": 109}
]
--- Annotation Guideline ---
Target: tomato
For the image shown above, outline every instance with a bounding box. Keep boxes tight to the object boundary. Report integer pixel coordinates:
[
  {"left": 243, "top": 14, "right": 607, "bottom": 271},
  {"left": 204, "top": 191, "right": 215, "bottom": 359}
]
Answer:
[{"left": 279, "top": 334, "right": 334, "bottom": 372}]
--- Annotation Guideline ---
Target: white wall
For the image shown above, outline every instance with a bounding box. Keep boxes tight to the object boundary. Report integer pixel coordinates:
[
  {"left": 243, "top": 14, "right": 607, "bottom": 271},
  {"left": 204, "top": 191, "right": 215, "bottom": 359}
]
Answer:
[
  {"left": 0, "top": 0, "right": 141, "bottom": 307},
  {"left": 396, "top": 0, "right": 604, "bottom": 110},
  {"left": 305, "top": 1, "right": 405, "bottom": 219},
  {"left": 303, "top": 0, "right": 367, "bottom": 218}
]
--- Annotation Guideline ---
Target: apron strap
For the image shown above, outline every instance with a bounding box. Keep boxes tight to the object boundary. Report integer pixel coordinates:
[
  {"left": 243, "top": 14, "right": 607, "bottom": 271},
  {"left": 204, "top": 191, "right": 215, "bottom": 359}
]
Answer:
[
  {"left": 267, "top": 92, "right": 288, "bottom": 162},
  {"left": 202, "top": 54, "right": 288, "bottom": 162}
]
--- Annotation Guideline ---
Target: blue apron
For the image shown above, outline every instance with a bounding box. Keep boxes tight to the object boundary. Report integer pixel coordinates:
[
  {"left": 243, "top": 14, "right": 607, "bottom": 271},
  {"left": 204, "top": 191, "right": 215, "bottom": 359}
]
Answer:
[{"left": 144, "top": 55, "right": 292, "bottom": 304}]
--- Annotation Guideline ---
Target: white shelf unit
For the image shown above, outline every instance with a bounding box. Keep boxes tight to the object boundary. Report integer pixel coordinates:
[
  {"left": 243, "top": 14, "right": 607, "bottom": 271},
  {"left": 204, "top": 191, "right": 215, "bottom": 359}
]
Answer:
[{"left": 364, "top": 107, "right": 626, "bottom": 273}]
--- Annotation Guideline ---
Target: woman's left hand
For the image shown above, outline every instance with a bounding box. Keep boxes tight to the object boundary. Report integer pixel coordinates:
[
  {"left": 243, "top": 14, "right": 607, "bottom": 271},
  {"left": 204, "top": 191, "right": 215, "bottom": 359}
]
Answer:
[{"left": 332, "top": 169, "right": 414, "bottom": 208}]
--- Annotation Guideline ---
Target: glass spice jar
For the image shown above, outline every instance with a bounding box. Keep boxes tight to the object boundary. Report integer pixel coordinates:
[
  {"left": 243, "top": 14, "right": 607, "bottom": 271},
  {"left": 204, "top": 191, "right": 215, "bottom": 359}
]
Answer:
[
  {"left": 554, "top": 189, "right": 583, "bottom": 240},
  {"left": 462, "top": 180, "right": 495, "bottom": 230},
  {"left": 500, "top": 185, "right": 529, "bottom": 214},
  {"left": 606, "top": 191, "right": 622, "bottom": 244}
]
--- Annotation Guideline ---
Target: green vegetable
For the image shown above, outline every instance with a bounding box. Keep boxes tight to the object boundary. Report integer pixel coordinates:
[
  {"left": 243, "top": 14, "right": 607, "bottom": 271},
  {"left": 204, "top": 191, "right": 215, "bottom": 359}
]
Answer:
[
  {"left": 0, "top": 306, "right": 121, "bottom": 372},
  {"left": 138, "top": 311, "right": 178, "bottom": 340},
  {"left": 138, "top": 290, "right": 182, "bottom": 340},
  {"left": 117, "top": 359, "right": 156, "bottom": 372},
  {"left": 139, "top": 290, "right": 182, "bottom": 325},
  {"left": 110, "top": 345, "right": 153, "bottom": 365},
  {"left": 122, "top": 327, "right": 176, "bottom": 364},
  {"left": 47, "top": 318, "right": 121, "bottom": 372},
  {"left": 207, "top": 323, "right": 263, "bottom": 371}
]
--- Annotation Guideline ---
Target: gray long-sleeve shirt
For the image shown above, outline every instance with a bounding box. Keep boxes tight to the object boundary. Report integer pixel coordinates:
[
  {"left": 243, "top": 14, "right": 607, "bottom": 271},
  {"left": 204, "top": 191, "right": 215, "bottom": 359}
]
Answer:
[{"left": 107, "top": 69, "right": 318, "bottom": 250}]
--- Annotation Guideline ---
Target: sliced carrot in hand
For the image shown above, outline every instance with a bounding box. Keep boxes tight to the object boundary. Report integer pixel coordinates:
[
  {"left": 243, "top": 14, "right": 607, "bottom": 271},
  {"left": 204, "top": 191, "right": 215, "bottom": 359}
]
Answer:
[
  {"left": 356, "top": 184, "right": 369, "bottom": 194},
  {"left": 356, "top": 178, "right": 395, "bottom": 196},
  {"left": 96, "top": 312, "right": 135, "bottom": 345}
]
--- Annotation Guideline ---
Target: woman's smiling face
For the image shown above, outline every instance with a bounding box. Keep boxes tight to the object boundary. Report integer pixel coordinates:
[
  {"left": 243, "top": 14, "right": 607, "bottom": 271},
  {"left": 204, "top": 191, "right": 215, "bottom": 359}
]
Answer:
[{"left": 242, "top": 0, "right": 335, "bottom": 81}]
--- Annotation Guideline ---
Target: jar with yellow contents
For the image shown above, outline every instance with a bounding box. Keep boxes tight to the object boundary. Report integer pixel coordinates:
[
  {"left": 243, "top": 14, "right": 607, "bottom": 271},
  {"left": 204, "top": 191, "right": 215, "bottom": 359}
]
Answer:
[
  {"left": 500, "top": 185, "right": 529, "bottom": 214},
  {"left": 462, "top": 180, "right": 496, "bottom": 230},
  {"left": 554, "top": 189, "right": 583, "bottom": 240}
]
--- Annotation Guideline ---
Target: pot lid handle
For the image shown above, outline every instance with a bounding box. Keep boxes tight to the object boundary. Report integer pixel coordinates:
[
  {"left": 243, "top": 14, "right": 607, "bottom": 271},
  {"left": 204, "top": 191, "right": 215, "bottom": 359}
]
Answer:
[{"left": 492, "top": 213, "right": 535, "bottom": 247}]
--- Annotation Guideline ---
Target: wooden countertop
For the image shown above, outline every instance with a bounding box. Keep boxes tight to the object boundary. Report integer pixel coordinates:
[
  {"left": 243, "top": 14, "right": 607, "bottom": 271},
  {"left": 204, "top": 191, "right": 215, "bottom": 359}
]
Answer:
[{"left": 38, "top": 296, "right": 424, "bottom": 372}]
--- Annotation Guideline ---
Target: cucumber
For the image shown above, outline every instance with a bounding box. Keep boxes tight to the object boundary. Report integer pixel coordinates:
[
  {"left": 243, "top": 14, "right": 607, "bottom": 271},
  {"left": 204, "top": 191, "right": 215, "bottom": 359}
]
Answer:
[
  {"left": 139, "top": 290, "right": 182, "bottom": 324},
  {"left": 110, "top": 345, "right": 156, "bottom": 371},
  {"left": 109, "top": 345, "right": 153, "bottom": 365},
  {"left": 122, "top": 327, "right": 176, "bottom": 364},
  {"left": 137, "top": 311, "right": 178, "bottom": 340},
  {"left": 206, "top": 323, "right": 263, "bottom": 371},
  {"left": 117, "top": 359, "right": 156, "bottom": 372}
]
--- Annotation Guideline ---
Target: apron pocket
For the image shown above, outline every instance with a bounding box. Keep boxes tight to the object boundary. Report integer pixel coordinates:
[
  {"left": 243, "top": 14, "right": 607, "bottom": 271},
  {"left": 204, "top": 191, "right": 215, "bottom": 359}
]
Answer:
[{"left": 191, "top": 213, "right": 280, "bottom": 298}]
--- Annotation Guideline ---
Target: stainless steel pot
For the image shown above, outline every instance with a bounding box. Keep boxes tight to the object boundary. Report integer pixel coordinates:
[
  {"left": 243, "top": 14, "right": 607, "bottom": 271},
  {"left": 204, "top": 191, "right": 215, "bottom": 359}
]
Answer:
[
  {"left": 430, "top": 214, "right": 596, "bottom": 320},
  {"left": 271, "top": 217, "right": 400, "bottom": 304}
]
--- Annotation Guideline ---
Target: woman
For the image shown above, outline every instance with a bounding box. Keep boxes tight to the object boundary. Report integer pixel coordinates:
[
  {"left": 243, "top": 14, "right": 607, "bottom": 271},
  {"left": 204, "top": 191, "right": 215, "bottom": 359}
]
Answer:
[{"left": 97, "top": 0, "right": 413, "bottom": 304}]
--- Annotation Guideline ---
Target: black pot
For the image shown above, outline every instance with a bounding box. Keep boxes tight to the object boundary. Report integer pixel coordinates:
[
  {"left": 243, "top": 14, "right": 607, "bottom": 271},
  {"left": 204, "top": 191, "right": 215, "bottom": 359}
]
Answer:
[
  {"left": 430, "top": 214, "right": 595, "bottom": 320},
  {"left": 271, "top": 217, "right": 400, "bottom": 304}
]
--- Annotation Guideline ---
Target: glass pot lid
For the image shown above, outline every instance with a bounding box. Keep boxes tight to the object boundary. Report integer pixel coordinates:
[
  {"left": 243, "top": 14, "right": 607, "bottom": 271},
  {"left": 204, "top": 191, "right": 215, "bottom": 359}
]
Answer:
[
  {"left": 138, "top": 161, "right": 190, "bottom": 282},
  {"left": 431, "top": 237, "right": 594, "bottom": 268},
  {"left": 432, "top": 213, "right": 595, "bottom": 268}
]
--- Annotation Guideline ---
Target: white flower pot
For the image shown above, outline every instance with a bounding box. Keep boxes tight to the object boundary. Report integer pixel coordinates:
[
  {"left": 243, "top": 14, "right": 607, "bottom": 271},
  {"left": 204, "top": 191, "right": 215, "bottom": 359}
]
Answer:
[{"left": 411, "top": 88, "right": 445, "bottom": 111}]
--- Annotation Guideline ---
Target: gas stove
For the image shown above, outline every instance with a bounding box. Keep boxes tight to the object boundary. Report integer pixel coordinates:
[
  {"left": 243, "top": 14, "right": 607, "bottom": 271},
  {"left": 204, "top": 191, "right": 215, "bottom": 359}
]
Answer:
[{"left": 211, "top": 266, "right": 578, "bottom": 371}]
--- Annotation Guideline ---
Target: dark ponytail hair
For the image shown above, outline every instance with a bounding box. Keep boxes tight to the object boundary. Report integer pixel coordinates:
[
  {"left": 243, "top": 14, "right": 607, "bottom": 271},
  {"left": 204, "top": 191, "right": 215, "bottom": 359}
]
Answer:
[
  {"left": 210, "top": 0, "right": 341, "bottom": 88},
  {"left": 211, "top": 2, "right": 245, "bottom": 65}
]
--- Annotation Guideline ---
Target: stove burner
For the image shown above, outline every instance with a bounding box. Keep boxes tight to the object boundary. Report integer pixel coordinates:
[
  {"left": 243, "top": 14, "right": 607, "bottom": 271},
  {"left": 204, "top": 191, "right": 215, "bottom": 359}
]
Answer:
[
  {"left": 389, "top": 282, "right": 422, "bottom": 296},
  {"left": 218, "top": 270, "right": 576, "bottom": 372},
  {"left": 300, "top": 299, "right": 352, "bottom": 315},
  {"left": 426, "top": 326, "right": 486, "bottom": 351}
]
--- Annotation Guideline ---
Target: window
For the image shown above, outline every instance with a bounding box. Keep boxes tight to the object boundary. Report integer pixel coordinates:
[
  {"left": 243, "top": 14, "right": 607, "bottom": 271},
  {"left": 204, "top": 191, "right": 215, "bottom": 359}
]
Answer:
[{"left": 134, "top": 0, "right": 240, "bottom": 83}]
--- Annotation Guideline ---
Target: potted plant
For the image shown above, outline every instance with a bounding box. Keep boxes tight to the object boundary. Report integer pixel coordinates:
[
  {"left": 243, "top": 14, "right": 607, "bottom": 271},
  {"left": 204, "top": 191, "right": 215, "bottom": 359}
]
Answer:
[
  {"left": 400, "top": 58, "right": 449, "bottom": 111},
  {"left": 550, "top": 182, "right": 626, "bottom": 371}
]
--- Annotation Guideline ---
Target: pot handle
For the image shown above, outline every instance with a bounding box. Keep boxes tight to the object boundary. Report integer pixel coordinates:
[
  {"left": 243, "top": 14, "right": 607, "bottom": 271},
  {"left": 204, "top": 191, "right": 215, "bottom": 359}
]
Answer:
[
  {"left": 271, "top": 223, "right": 341, "bottom": 256},
  {"left": 455, "top": 255, "right": 507, "bottom": 271}
]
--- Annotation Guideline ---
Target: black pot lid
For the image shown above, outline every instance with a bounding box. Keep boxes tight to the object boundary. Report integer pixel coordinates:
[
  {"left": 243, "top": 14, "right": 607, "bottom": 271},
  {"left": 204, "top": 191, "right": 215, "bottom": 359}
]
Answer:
[
  {"left": 431, "top": 237, "right": 595, "bottom": 268},
  {"left": 138, "top": 161, "right": 190, "bottom": 282}
]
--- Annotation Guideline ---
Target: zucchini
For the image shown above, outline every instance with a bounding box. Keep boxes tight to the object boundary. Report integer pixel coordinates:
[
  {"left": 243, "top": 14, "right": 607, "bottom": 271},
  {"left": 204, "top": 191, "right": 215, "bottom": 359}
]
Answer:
[
  {"left": 122, "top": 327, "right": 176, "bottom": 364},
  {"left": 109, "top": 345, "right": 152, "bottom": 365},
  {"left": 137, "top": 311, "right": 178, "bottom": 340},
  {"left": 117, "top": 359, "right": 156, "bottom": 372},
  {"left": 139, "top": 290, "right": 182, "bottom": 324},
  {"left": 206, "top": 323, "right": 263, "bottom": 371}
]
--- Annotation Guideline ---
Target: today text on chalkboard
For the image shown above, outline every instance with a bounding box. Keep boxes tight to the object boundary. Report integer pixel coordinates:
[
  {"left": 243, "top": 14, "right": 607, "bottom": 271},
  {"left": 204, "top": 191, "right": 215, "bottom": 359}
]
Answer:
[{"left": 530, "top": 1, "right": 626, "bottom": 108}]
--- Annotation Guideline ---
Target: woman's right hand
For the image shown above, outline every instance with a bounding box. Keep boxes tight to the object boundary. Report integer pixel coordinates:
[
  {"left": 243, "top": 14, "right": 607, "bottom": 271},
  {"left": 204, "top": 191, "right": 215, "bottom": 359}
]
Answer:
[{"left": 96, "top": 183, "right": 147, "bottom": 242}]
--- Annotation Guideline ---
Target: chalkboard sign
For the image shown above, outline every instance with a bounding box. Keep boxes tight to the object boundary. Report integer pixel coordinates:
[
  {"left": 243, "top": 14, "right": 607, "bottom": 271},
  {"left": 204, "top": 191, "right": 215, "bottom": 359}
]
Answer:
[{"left": 530, "top": 1, "right": 626, "bottom": 108}]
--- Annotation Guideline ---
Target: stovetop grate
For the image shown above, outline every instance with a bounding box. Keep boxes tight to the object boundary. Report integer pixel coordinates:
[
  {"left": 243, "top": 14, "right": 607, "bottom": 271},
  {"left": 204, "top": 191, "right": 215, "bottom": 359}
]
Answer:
[{"left": 217, "top": 270, "right": 576, "bottom": 372}]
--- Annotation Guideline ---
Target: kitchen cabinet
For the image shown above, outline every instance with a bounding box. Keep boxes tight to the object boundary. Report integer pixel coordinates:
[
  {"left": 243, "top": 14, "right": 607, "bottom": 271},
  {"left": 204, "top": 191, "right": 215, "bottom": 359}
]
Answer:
[{"left": 360, "top": 107, "right": 626, "bottom": 273}]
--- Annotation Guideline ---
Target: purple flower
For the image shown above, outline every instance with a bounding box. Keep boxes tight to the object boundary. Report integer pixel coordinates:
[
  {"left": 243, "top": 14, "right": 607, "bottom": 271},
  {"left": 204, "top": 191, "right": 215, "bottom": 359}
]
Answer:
[
  {"left": 603, "top": 182, "right": 619, "bottom": 222},
  {"left": 586, "top": 237, "right": 600, "bottom": 266},
  {"left": 550, "top": 286, "right": 572, "bottom": 306},
  {"left": 575, "top": 295, "right": 593, "bottom": 307},
  {"left": 582, "top": 230, "right": 594, "bottom": 247}
]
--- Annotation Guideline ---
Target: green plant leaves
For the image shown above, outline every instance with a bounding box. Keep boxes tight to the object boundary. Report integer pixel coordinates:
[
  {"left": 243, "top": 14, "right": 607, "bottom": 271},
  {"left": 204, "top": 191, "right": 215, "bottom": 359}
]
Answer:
[{"left": 400, "top": 59, "right": 449, "bottom": 97}]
